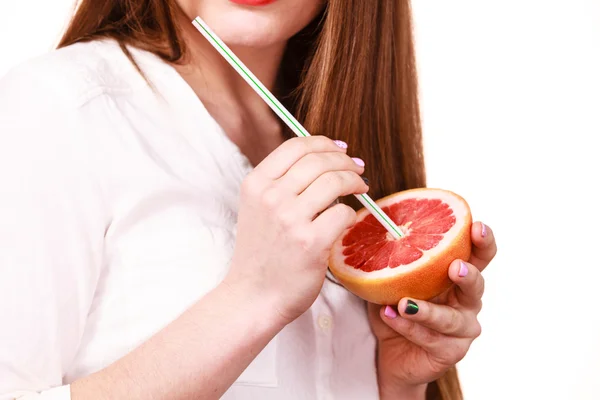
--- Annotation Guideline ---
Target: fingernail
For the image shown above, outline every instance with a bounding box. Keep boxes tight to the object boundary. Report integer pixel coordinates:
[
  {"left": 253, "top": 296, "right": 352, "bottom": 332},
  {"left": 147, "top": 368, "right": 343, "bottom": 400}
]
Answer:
[
  {"left": 384, "top": 305, "right": 398, "bottom": 319},
  {"left": 405, "top": 300, "right": 419, "bottom": 315},
  {"left": 352, "top": 157, "right": 365, "bottom": 167},
  {"left": 333, "top": 140, "right": 348, "bottom": 149},
  {"left": 362, "top": 176, "right": 370, "bottom": 185},
  {"left": 481, "top": 223, "right": 488, "bottom": 238},
  {"left": 459, "top": 261, "right": 469, "bottom": 277}
]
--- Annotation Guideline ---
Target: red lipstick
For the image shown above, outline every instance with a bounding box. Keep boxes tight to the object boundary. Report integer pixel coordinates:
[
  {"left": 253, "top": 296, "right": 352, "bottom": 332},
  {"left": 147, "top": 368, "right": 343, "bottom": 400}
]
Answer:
[{"left": 230, "top": 0, "right": 276, "bottom": 6}]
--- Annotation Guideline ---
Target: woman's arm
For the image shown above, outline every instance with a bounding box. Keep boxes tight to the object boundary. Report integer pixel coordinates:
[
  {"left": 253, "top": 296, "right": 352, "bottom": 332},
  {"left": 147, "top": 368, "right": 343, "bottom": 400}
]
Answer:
[
  {"left": 1, "top": 63, "right": 366, "bottom": 400},
  {"left": 71, "top": 277, "right": 284, "bottom": 399},
  {"left": 0, "top": 68, "right": 280, "bottom": 400},
  {"left": 377, "top": 357, "right": 427, "bottom": 400},
  {"left": 0, "top": 67, "right": 109, "bottom": 399}
]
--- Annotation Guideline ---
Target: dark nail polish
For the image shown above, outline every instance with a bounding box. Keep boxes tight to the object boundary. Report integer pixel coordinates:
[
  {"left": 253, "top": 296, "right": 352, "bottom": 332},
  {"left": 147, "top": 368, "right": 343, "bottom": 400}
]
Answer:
[
  {"left": 362, "top": 177, "right": 370, "bottom": 185},
  {"left": 405, "top": 300, "right": 419, "bottom": 315}
]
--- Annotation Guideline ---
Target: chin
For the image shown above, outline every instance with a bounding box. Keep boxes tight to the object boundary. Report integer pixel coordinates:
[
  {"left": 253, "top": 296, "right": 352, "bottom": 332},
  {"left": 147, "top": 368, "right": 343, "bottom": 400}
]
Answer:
[{"left": 184, "top": 0, "right": 324, "bottom": 48}]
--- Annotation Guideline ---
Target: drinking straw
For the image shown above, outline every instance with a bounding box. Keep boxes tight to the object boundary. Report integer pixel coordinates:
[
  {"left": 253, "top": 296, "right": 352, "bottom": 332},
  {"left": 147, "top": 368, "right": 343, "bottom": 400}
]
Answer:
[{"left": 192, "top": 17, "right": 403, "bottom": 239}]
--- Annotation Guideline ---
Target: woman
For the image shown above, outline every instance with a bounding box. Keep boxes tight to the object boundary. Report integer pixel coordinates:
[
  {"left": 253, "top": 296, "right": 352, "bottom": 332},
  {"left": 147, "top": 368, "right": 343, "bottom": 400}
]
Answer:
[{"left": 0, "top": 0, "right": 497, "bottom": 399}]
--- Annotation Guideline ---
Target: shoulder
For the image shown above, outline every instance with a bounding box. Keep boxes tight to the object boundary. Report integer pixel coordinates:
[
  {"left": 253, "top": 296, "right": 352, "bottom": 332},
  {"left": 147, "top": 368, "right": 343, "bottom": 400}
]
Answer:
[
  {"left": 0, "top": 40, "right": 156, "bottom": 187},
  {"left": 0, "top": 39, "right": 159, "bottom": 111},
  {"left": 0, "top": 39, "right": 171, "bottom": 156}
]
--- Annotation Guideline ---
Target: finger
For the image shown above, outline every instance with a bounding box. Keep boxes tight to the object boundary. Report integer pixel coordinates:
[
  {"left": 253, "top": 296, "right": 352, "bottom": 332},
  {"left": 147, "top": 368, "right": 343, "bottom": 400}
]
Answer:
[
  {"left": 311, "top": 203, "right": 357, "bottom": 245},
  {"left": 253, "top": 136, "right": 347, "bottom": 180},
  {"left": 297, "top": 170, "right": 368, "bottom": 219},
  {"left": 276, "top": 151, "right": 364, "bottom": 194},
  {"left": 380, "top": 305, "right": 444, "bottom": 352},
  {"left": 380, "top": 306, "right": 468, "bottom": 363},
  {"left": 380, "top": 306, "right": 474, "bottom": 365},
  {"left": 449, "top": 259, "right": 485, "bottom": 310},
  {"left": 469, "top": 221, "right": 497, "bottom": 271},
  {"left": 396, "top": 298, "right": 481, "bottom": 338}
]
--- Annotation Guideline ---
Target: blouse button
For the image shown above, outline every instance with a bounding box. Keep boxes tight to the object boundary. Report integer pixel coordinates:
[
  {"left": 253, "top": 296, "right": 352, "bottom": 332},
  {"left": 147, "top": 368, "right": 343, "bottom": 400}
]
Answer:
[{"left": 317, "top": 315, "right": 333, "bottom": 331}]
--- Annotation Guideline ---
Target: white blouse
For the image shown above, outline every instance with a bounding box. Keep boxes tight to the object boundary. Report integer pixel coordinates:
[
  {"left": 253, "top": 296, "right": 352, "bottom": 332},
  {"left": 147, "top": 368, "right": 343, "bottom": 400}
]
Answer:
[{"left": 0, "top": 39, "right": 378, "bottom": 400}]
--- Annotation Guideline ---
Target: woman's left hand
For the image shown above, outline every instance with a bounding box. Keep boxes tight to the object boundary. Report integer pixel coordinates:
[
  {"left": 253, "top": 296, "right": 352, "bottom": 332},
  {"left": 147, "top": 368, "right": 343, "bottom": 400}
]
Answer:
[{"left": 368, "top": 222, "right": 497, "bottom": 396}]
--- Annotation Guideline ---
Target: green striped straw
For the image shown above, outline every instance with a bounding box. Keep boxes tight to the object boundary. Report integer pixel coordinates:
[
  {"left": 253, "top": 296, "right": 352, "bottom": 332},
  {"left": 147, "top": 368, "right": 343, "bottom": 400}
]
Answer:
[{"left": 192, "top": 17, "right": 403, "bottom": 240}]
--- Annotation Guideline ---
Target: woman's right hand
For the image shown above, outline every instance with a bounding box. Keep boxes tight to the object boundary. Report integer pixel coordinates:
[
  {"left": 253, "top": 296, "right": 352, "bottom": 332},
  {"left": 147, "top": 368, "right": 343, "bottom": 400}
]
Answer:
[{"left": 226, "top": 136, "right": 368, "bottom": 325}]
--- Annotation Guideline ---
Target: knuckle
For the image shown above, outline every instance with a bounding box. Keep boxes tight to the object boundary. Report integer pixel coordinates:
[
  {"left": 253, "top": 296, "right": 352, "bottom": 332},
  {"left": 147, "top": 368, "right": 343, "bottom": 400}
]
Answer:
[
  {"left": 292, "top": 229, "right": 316, "bottom": 252},
  {"left": 328, "top": 151, "right": 347, "bottom": 168},
  {"left": 343, "top": 171, "right": 361, "bottom": 187},
  {"left": 442, "top": 309, "right": 461, "bottom": 333},
  {"left": 342, "top": 153, "right": 360, "bottom": 168},
  {"left": 430, "top": 361, "right": 450, "bottom": 376},
  {"left": 354, "top": 173, "right": 368, "bottom": 190},
  {"left": 472, "top": 320, "right": 482, "bottom": 338},
  {"left": 436, "top": 347, "right": 455, "bottom": 365},
  {"left": 476, "top": 274, "right": 486, "bottom": 299},
  {"left": 422, "top": 326, "right": 441, "bottom": 344},
  {"left": 315, "top": 135, "right": 334, "bottom": 148},
  {"left": 448, "top": 352, "right": 466, "bottom": 366},
  {"left": 324, "top": 171, "right": 345, "bottom": 188},
  {"left": 332, "top": 151, "right": 351, "bottom": 165},
  {"left": 404, "top": 321, "right": 418, "bottom": 339},
  {"left": 286, "top": 137, "right": 310, "bottom": 154},
  {"left": 286, "top": 136, "right": 303, "bottom": 147},
  {"left": 299, "top": 138, "right": 313, "bottom": 154},
  {"left": 454, "top": 342, "right": 471, "bottom": 364},
  {"left": 439, "top": 342, "right": 468, "bottom": 365},
  {"left": 474, "top": 298, "right": 483, "bottom": 313},
  {"left": 277, "top": 209, "right": 296, "bottom": 230},
  {"left": 261, "top": 187, "right": 281, "bottom": 210},
  {"left": 305, "top": 152, "right": 326, "bottom": 170},
  {"left": 337, "top": 204, "right": 357, "bottom": 224}
]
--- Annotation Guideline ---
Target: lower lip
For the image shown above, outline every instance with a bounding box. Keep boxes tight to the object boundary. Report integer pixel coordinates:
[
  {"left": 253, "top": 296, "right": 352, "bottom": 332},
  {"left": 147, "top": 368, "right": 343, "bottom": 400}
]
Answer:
[{"left": 230, "top": 0, "right": 276, "bottom": 6}]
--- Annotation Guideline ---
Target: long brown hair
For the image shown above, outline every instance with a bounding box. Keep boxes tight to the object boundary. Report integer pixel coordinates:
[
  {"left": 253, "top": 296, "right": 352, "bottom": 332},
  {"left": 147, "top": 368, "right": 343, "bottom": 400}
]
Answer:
[{"left": 58, "top": 1, "right": 461, "bottom": 398}]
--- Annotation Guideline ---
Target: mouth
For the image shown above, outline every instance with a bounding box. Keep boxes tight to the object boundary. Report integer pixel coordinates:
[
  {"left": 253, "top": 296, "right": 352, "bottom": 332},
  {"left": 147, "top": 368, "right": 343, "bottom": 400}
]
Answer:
[{"left": 229, "top": 0, "right": 276, "bottom": 6}]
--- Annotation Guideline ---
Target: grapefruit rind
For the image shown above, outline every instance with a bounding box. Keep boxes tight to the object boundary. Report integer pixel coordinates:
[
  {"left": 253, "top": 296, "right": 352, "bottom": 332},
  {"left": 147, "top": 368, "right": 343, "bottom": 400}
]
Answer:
[{"left": 329, "top": 188, "right": 472, "bottom": 305}]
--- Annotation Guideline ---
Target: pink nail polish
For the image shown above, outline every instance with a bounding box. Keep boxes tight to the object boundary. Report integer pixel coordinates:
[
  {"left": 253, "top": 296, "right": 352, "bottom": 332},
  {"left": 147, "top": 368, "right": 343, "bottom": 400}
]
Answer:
[
  {"left": 333, "top": 140, "right": 348, "bottom": 149},
  {"left": 384, "top": 305, "right": 398, "bottom": 319},
  {"left": 459, "top": 261, "right": 469, "bottom": 277},
  {"left": 352, "top": 157, "right": 365, "bottom": 167},
  {"left": 481, "top": 223, "right": 488, "bottom": 238}
]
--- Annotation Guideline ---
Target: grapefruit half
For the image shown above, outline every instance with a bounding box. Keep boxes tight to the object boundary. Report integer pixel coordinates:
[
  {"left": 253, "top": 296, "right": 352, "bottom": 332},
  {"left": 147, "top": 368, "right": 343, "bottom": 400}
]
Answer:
[{"left": 329, "top": 188, "right": 472, "bottom": 305}]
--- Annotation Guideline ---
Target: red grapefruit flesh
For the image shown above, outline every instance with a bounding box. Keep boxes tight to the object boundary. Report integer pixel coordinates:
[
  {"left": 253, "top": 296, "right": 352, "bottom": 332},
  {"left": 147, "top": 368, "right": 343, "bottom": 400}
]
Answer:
[{"left": 329, "top": 188, "right": 472, "bottom": 305}]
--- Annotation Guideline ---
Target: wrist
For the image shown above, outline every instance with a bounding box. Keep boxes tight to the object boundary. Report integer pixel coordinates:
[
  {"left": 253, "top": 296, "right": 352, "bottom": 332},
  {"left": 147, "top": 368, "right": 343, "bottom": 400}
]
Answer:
[
  {"left": 378, "top": 357, "right": 428, "bottom": 400},
  {"left": 379, "top": 380, "right": 427, "bottom": 400},
  {"left": 220, "top": 272, "right": 289, "bottom": 332}
]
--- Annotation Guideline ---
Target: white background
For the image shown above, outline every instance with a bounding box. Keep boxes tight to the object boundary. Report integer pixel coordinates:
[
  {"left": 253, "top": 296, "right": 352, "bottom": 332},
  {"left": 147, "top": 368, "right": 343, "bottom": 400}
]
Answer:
[{"left": 1, "top": 1, "right": 599, "bottom": 399}]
